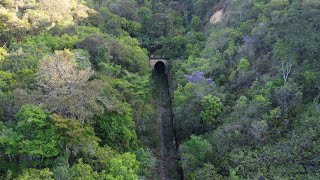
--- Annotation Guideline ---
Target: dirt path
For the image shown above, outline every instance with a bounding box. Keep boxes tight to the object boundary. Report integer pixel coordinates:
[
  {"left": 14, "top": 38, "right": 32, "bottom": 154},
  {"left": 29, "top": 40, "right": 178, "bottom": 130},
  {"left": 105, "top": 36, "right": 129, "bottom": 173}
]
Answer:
[
  {"left": 153, "top": 73, "right": 181, "bottom": 180},
  {"left": 156, "top": 98, "right": 166, "bottom": 180}
]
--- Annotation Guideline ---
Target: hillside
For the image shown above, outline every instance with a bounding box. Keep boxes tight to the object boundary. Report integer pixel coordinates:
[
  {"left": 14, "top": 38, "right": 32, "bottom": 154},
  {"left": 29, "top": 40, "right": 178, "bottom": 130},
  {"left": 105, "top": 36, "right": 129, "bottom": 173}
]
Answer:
[{"left": 0, "top": 0, "right": 319, "bottom": 179}]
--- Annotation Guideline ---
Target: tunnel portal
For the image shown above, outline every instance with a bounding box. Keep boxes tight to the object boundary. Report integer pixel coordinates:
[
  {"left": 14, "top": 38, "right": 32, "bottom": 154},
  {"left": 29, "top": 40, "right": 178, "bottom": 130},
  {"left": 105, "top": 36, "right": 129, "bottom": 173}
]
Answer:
[
  {"left": 155, "top": 61, "right": 166, "bottom": 73},
  {"left": 150, "top": 59, "right": 168, "bottom": 74}
]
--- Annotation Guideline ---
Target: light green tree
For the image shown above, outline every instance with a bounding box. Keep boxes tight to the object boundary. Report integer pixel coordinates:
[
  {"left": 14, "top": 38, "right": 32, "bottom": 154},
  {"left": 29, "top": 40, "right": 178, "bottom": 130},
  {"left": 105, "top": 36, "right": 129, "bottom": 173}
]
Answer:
[
  {"left": 17, "top": 168, "right": 54, "bottom": 180},
  {"left": 200, "top": 95, "right": 223, "bottom": 126},
  {"left": 0, "top": 105, "right": 60, "bottom": 157},
  {"left": 69, "top": 159, "right": 99, "bottom": 180},
  {"left": 102, "top": 153, "right": 140, "bottom": 180}
]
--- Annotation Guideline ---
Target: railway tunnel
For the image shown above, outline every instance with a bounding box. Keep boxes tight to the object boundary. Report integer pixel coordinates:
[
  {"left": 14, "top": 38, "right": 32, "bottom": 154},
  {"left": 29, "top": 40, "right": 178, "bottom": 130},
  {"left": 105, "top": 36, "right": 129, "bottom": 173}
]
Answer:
[{"left": 150, "top": 59, "right": 168, "bottom": 74}]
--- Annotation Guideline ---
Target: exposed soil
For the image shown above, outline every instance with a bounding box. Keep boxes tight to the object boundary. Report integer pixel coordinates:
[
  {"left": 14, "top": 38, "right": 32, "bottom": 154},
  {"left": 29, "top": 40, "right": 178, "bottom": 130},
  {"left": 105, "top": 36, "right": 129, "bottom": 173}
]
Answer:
[{"left": 210, "top": 9, "right": 224, "bottom": 24}]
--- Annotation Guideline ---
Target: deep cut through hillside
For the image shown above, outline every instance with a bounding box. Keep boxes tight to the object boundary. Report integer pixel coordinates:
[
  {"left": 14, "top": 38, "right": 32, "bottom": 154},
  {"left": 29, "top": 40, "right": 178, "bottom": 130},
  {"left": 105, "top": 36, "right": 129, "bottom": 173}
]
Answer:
[{"left": 152, "top": 65, "right": 183, "bottom": 180}]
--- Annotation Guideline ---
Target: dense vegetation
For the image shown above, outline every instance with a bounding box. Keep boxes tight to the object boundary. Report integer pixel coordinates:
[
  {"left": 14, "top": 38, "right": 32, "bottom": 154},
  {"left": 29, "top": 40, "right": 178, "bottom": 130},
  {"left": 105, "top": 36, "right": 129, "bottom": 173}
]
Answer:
[
  {"left": 0, "top": 0, "right": 156, "bottom": 179},
  {"left": 169, "top": 0, "right": 320, "bottom": 179},
  {"left": 0, "top": 0, "right": 319, "bottom": 179}
]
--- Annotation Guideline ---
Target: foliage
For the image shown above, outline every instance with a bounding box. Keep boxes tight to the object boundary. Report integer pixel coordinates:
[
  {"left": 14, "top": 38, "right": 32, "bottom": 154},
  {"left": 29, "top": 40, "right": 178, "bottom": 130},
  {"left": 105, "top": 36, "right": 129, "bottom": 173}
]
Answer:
[
  {"left": 179, "top": 135, "right": 212, "bottom": 179},
  {"left": 103, "top": 153, "right": 140, "bottom": 180},
  {"left": 170, "top": 0, "right": 320, "bottom": 179},
  {"left": 95, "top": 108, "right": 137, "bottom": 152},
  {"left": 194, "top": 163, "right": 223, "bottom": 180},
  {"left": 0, "top": 0, "right": 319, "bottom": 179},
  {"left": 0, "top": 70, "right": 15, "bottom": 92},
  {"left": 17, "top": 168, "right": 54, "bottom": 180},
  {"left": 0, "top": 47, "right": 7, "bottom": 62},
  {"left": 134, "top": 148, "right": 157, "bottom": 177},
  {"left": 50, "top": 114, "right": 100, "bottom": 155},
  {"left": 0, "top": 105, "right": 60, "bottom": 158},
  {"left": 69, "top": 159, "right": 99, "bottom": 180},
  {"left": 174, "top": 79, "right": 222, "bottom": 140},
  {"left": 0, "top": 0, "right": 154, "bottom": 178},
  {"left": 200, "top": 95, "right": 223, "bottom": 126},
  {"left": 22, "top": 33, "right": 78, "bottom": 51}
]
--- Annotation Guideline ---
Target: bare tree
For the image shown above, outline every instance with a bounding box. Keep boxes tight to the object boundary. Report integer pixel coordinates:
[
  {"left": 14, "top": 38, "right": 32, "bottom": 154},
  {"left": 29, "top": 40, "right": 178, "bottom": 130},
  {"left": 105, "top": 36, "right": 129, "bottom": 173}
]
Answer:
[
  {"left": 273, "top": 40, "right": 296, "bottom": 83},
  {"left": 37, "top": 50, "right": 107, "bottom": 123},
  {"left": 38, "top": 50, "right": 93, "bottom": 93},
  {"left": 279, "top": 61, "right": 293, "bottom": 83}
]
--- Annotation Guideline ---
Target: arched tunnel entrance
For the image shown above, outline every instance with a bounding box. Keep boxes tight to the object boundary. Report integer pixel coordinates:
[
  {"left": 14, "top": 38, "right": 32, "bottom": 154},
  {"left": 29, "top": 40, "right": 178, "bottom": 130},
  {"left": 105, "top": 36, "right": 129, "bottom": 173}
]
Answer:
[
  {"left": 154, "top": 61, "right": 166, "bottom": 74},
  {"left": 150, "top": 59, "right": 168, "bottom": 74}
]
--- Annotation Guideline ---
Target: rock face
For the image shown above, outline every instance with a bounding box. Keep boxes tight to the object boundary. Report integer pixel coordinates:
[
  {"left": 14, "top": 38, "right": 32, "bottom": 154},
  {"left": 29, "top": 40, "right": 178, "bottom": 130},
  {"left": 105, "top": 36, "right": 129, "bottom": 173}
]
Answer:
[{"left": 210, "top": 9, "right": 224, "bottom": 24}]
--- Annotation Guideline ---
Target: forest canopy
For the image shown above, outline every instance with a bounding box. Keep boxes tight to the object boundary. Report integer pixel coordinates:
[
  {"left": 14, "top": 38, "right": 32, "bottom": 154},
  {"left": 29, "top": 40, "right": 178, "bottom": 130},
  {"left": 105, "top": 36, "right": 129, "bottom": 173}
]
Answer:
[{"left": 0, "top": 0, "right": 319, "bottom": 179}]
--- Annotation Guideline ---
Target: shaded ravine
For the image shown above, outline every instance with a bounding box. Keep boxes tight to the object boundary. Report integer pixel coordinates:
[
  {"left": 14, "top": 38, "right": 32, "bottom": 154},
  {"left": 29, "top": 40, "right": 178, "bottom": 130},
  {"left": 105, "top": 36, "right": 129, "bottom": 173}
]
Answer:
[{"left": 152, "top": 70, "right": 183, "bottom": 180}]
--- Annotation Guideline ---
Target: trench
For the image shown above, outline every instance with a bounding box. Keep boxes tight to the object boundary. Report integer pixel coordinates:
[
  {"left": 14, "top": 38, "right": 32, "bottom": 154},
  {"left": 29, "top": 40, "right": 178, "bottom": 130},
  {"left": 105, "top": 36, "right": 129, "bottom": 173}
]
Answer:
[{"left": 152, "top": 61, "right": 183, "bottom": 180}]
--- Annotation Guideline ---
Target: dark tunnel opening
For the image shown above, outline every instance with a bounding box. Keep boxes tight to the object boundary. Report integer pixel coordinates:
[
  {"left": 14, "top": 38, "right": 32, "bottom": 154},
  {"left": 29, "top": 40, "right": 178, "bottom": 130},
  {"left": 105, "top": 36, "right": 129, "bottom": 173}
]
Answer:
[{"left": 154, "top": 61, "right": 166, "bottom": 74}]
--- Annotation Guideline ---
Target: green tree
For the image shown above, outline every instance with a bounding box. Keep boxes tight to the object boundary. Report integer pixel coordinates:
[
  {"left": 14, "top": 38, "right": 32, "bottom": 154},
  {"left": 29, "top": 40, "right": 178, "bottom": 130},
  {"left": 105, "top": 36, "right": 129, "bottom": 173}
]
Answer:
[
  {"left": 137, "top": 6, "right": 152, "bottom": 22},
  {"left": 0, "top": 70, "right": 15, "bottom": 92},
  {"left": 194, "top": 163, "right": 223, "bottom": 180},
  {"left": 134, "top": 148, "right": 156, "bottom": 177},
  {"left": 95, "top": 107, "right": 137, "bottom": 152},
  {"left": 0, "top": 105, "right": 60, "bottom": 158},
  {"left": 200, "top": 95, "right": 223, "bottom": 127},
  {"left": 50, "top": 114, "right": 100, "bottom": 155},
  {"left": 189, "top": 16, "right": 201, "bottom": 31},
  {"left": 179, "top": 135, "right": 212, "bottom": 179},
  {"left": 17, "top": 168, "right": 54, "bottom": 180},
  {"left": 115, "top": 36, "right": 149, "bottom": 75},
  {"left": 69, "top": 159, "right": 99, "bottom": 180},
  {"left": 102, "top": 153, "right": 140, "bottom": 180},
  {"left": 237, "top": 58, "right": 250, "bottom": 71},
  {"left": 174, "top": 81, "right": 219, "bottom": 140},
  {"left": 0, "top": 47, "right": 7, "bottom": 62}
]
